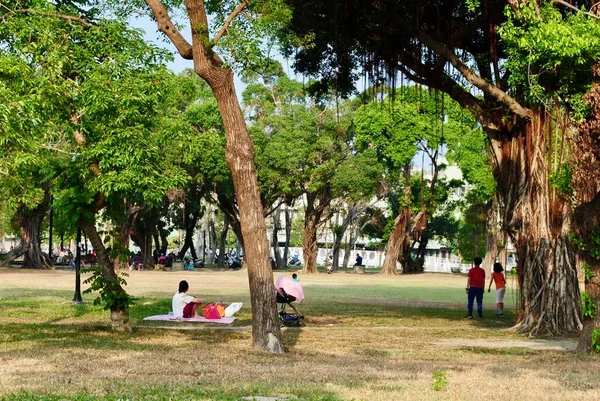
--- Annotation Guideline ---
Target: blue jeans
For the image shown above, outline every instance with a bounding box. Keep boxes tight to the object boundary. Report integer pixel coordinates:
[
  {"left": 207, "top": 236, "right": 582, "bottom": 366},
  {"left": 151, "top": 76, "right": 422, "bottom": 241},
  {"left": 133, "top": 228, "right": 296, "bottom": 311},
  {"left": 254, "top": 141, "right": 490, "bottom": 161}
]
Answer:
[{"left": 467, "top": 287, "right": 484, "bottom": 317}]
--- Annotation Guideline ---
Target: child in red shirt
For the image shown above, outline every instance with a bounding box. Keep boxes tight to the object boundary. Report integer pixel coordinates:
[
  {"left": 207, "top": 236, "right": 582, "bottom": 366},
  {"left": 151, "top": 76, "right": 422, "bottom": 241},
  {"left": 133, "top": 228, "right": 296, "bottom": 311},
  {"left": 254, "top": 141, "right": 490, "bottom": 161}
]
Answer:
[
  {"left": 488, "top": 262, "right": 506, "bottom": 316},
  {"left": 465, "top": 256, "right": 486, "bottom": 319}
]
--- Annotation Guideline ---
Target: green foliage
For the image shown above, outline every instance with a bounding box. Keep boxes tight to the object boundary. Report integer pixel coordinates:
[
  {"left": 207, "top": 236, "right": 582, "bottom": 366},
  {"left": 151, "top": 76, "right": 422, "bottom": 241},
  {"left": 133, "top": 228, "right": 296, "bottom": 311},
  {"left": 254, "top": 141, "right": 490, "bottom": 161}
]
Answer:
[
  {"left": 245, "top": 67, "right": 382, "bottom": 210},
  {"left": 581, "top": 292, "right": 598, "bottom": 319},
  {"left": 592, "top": 329, "right": 600, "bottom": 353},
  {"left": 500, "top": 1, "right": 600, "bottom": 117},
  {"left": 432, "top": 370, "right": 448, "bottom": 392},
  {"left": 549, "top": 163, "right": 574, "bottom": 197},
  {"left": 590, "top": 225, "right": 600, "bottom": 259},
  {"left": 569, "top": 232, "right": 587, "bottom": 251},
  {"left": 455, "top": 203, "right": 487, "bottom": 262},
  {"left": 353, "top": 98, "right": 420, "bottom": 170},
  {"left": 83, "top": 268, "right": 135, "bottom": 311},
  {"left": 581, "top": 262, "right": 595, "bottom": 282},
  {"left": 206, "top": 0, "right": 293, "bottom": 74}
]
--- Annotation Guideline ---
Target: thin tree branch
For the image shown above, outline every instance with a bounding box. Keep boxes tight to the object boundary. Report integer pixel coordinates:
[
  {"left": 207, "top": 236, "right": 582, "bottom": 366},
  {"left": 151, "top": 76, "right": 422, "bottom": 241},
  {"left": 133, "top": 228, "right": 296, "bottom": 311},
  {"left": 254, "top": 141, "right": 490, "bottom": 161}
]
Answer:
[
  {"left": 144, "top": 0, "right": 193, "bottom": 60},
  {"left": 554, "top": 0, "right": 600, "bottom": 19},
  {"left": 212, "top": 0, "right": 248, "bottom": 45},
  {"left": 4, "top": 7, "right": 96, "bottom": 28},
  {"left": 416, "top": 30, "right": 533, "bottom": 119},
  {"left": 397, "top": 56, "right": 503, "bottom": 131}
]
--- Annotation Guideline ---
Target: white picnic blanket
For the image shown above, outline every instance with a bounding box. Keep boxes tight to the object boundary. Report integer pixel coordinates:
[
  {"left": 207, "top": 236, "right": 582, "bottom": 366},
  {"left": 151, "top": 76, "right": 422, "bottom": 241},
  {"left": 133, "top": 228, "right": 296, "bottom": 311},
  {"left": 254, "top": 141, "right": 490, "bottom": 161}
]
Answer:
[{"left": 143, "top": 315, "right": 236, "bottom": 324}]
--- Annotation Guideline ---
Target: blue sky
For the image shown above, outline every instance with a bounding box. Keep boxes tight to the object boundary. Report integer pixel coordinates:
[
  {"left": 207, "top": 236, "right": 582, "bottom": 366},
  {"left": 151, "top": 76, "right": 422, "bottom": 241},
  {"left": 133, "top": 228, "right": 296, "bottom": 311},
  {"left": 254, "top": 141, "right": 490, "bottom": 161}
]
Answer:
[{"left": 130, "top": 15, "right": 300, "bottom": 100}]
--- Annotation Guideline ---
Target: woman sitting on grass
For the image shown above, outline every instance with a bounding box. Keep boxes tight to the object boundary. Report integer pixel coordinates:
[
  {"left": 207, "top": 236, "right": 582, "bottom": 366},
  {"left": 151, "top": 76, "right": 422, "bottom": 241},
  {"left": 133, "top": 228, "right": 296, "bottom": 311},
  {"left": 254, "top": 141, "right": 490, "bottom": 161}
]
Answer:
[{"left": 172, "top": 280, "right": 202, "bottom": 318}]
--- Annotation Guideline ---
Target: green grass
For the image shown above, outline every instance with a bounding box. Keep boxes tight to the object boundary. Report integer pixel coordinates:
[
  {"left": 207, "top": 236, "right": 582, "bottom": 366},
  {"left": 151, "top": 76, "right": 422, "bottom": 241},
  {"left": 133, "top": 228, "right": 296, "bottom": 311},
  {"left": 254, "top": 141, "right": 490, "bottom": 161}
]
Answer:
[{"left": 0, "top": 270, "right": 589, "bottom": 401}]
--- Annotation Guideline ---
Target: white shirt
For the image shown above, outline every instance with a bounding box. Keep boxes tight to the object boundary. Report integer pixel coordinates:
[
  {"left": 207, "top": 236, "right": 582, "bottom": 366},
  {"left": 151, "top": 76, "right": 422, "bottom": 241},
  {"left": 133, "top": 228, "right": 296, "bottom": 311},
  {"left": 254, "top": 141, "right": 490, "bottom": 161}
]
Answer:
[{"left": 172, "top": 292, "right": 195, "bottom": 318}]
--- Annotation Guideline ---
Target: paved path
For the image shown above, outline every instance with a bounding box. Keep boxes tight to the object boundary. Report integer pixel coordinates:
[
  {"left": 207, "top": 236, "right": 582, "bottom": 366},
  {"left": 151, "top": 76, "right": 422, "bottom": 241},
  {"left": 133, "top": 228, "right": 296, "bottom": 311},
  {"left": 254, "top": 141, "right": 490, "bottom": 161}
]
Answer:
[{"left": 434, "top": 338, "right": 577, "bottom": 351}]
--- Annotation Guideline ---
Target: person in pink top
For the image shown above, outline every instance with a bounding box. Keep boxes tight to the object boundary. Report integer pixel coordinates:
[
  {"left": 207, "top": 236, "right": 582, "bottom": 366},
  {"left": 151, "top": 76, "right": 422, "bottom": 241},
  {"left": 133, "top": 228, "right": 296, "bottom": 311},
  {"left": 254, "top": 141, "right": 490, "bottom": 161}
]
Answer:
[
  {"left": 488, "top": 262, "right": 506, "bottom": 316},
  {"left": 465, "top": 256, "right": 486, "bottom": 319}
]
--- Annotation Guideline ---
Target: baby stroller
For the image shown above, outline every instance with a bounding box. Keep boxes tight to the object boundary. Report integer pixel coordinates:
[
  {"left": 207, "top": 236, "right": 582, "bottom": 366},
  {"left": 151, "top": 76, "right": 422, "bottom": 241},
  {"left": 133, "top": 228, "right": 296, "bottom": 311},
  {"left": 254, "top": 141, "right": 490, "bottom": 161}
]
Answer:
[
  {"left": 274, "top": 275, "right": 305, "bottom": 327},
  {"left": 183, "top": 257, "right": 195, "bottom": 271}
]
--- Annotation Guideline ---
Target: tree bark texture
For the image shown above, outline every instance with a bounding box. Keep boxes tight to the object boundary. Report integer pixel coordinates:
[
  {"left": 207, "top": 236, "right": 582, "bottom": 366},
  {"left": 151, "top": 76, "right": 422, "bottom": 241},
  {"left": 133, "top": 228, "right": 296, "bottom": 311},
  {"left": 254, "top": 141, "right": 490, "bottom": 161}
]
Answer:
[
  {"left": 209, "top": 218, "right": 219, "bottom": 265},
  {"left": 283, "top": 206, "right": 292, "bottom": 268},
  {"left": 211, "top": 77, "right": 282, "bottom": 350},
  {"left": 489, "top": 108, "right": 582, "bottom": 336},
  {"left": 2, "top": 201, "right": 53, "bottom": 269},
  {"left": 179, "top": 209, "right": 199, "bottom": 260},
  {"left": 342, "top": 221, "right": 357, "bottom": 269},
  {"left": 81, "top": 217, "right": 131, "bottom": 331},
  {"left": 331, "top": 204, "right": 358, "bottom": 271},
  {"left": 483, "top": 198, "right": 500, "bottom": 270},
  {"left": 219, "top": 215, "right": 230, "bottom": 266},
  {"left": 272, "top": 206, "right": 282, "bottom": 269},
  {"left": 131, "top": 210, "right": 157, "bottom": 270},
  {"left": 572, "top": 70, "right": 600, "bottom": 353},
  {"left": 146, "top": 0, "right": 282, "bottom": 353},
  {"left": 574, "top": 191, "right": 600, "bottom": 353},
  {"left": 111, "top": 202, "right": 140, "bottom": 271},
  {"left": 157, "top": 220, "right": 169, "bottom": 256},
  {"left": 301, "top": 191, "right": 331, "bottom": 273},
  {"left": 380, "top": 206, "right": 409, "bottom": 275},
  {"left": 302, "top": 210, "right": 320, "bottom": 273}
]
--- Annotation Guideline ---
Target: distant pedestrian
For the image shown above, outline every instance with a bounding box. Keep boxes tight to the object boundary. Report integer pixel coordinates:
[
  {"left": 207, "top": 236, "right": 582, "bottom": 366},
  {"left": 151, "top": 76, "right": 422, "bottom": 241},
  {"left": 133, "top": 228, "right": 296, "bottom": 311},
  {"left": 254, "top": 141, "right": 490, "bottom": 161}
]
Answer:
[
  {"left": 292, "top": 273, "right": 299, "bottom": 283},
  {"left": 465, "top": 256, "right": 485, "bottom": 319},
  {"left": 488, "top": 262, "right": 506, "bottom": 316},
  {"left": 354, "top": 254, "right": 363, "bottom": 266}
]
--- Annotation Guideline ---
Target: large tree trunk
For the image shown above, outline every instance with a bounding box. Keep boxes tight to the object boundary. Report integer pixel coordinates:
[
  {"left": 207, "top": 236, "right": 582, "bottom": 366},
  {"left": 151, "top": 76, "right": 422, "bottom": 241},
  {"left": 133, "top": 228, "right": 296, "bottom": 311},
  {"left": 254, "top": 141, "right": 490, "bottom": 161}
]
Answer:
[
  {"left": 483, "top": 197, "right": 502, "bottom": 271},
  {"left": 131, "top": 210, "right": 157, "bottom": 270},
  {"left": 301, "top": 191, "right": 330, "bottom": 273},
  {"left": 146, "top": 0, "right": 282, "bottom": 353},
  {"left": 331, "top": 204, "right": 356, "bottom": 271},
  {"left": 282, "top": 205, "right": 292, "bottom": 269},
  {"left": 489, "top": 109, "right": 581, "bottom": 335},
  {"left": 179, "top": 210, "right": 199, "bottom": 260},
  {"left": 413, "top": 234, "right": 428, "bottom": 273},
  {"left": 342, "top": 221, "right": 358, "bottom": 269},
  {"left": 219, "top": 215, "right": 229, "bottom": 266},
  {"left": 211, "top": 77, "right": 281, "bottom": 351},
  {"left": 574, "top": 192, "right": 600, "bottom": 353},
  {"left": 380, "top": 204, "right": 412, "bottom": 275},
  {"left": 209, "top": 217, "right": 219, "bottom": 265},
  {"left": 111, "top": 202, "right": 140, "bottom": 271},
  {"left": 2, "top": 201, "right": 53, "bottom": 269},
  {"left": 301, "top": 205, "right": 320, "bottom": 274},
  {"left": 157, "top": 220, "right": 169, "bottom": 256},
  {"left": 81, "top": 217, "right": 131, "bottom": 331},
  {"left": 272, "top": 206, "right": 282, "bottom": 269}
]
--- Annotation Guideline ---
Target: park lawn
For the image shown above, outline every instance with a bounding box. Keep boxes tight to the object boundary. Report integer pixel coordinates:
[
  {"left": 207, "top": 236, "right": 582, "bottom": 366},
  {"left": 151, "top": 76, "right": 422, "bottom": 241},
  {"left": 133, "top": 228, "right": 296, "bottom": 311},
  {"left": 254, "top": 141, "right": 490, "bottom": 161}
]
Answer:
[{"left": 0, "top": 267, "right": 598, "bottom": 401}]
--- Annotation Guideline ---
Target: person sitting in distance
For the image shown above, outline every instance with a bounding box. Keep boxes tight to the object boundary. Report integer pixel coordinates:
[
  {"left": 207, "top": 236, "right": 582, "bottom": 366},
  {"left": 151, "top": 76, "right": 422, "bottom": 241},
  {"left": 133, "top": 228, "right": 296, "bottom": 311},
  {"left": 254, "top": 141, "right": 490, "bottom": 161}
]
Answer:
[
  {"left": 354, "top": 254, "right": 363, "bottom": 266},
  {"left": 172, "top": 280, "right": 202, "bottom": 318}
]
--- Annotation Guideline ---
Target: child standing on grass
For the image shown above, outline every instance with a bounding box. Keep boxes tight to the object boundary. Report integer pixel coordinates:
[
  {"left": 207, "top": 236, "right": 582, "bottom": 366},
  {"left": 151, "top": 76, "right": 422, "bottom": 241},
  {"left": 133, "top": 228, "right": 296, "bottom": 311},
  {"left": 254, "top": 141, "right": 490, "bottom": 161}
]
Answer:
[
  {"left": 488, "top": 262, "right": 506, "bottom": 316},
  {"left": 465, "top": 256, "right": 486, "bottom": 319}
]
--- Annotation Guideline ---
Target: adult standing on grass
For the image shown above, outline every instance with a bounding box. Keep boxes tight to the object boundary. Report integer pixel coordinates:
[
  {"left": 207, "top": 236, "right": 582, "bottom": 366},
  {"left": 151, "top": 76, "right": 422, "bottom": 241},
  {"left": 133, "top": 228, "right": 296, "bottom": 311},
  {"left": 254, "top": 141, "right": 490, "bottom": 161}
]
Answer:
[
  {"left": 465, "top": 256, "right": 486, "bottom": 319},
  {"left": 172, "top": 280, "right": 203, "bottom": 319},
  {"left": 488, "top": 262, "right": 506, "bottom": 316}
]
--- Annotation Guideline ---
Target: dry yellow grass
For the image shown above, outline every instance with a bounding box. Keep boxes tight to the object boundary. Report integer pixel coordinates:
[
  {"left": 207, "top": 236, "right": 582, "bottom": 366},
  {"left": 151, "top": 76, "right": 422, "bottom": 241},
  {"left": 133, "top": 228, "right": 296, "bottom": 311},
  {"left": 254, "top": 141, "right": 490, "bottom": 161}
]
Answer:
[{"left": 0, "top": 267, "right": 598, "bottom": 401}]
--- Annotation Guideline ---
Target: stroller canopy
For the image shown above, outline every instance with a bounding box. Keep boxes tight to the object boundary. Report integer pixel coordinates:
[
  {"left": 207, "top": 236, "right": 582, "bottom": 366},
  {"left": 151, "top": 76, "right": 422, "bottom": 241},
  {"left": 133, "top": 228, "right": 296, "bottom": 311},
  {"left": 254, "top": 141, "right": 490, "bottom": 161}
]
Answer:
[{"left": 274, "top": 275, "right": 305, "bottom": 303}]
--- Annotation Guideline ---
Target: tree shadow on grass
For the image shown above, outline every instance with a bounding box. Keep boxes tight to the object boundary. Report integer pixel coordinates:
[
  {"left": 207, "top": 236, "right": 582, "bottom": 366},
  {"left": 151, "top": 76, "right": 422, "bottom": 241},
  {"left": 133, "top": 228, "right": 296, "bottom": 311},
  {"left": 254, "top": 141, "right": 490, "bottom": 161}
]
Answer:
[{"left": 303, "top": 300, "right": 516, "bottom": 330}]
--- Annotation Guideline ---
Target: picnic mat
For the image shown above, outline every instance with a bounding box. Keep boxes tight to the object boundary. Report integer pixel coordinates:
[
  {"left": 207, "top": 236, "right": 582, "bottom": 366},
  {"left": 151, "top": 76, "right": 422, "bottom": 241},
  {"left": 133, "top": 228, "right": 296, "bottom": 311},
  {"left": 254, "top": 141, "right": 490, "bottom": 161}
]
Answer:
[{"left": 143, "top": 315, "right": 236, "bottom": 324}]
